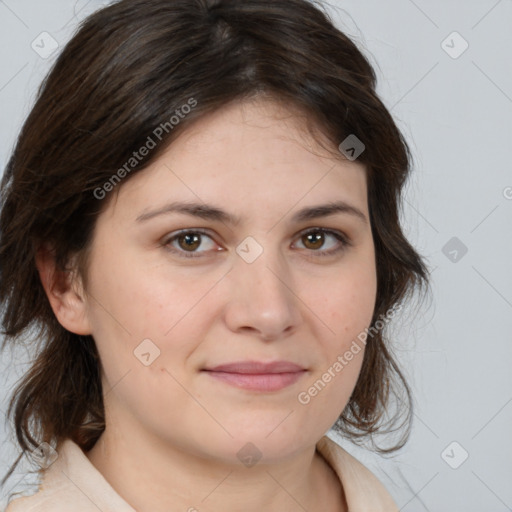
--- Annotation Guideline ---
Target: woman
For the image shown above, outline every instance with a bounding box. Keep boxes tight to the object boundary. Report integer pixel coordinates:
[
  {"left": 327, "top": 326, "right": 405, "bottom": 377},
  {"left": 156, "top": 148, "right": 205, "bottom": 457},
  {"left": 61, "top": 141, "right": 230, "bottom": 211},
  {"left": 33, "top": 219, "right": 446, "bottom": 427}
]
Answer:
[{"left": 0, "top": 0, "right": 429, "bottom": 510}]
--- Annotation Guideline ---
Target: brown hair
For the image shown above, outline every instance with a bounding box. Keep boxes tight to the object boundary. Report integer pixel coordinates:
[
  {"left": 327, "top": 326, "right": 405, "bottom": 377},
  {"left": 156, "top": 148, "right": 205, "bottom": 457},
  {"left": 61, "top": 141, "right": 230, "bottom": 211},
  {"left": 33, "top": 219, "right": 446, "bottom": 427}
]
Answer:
[{"left": 0, "top": 0, "right": 430, "bottom": 492}]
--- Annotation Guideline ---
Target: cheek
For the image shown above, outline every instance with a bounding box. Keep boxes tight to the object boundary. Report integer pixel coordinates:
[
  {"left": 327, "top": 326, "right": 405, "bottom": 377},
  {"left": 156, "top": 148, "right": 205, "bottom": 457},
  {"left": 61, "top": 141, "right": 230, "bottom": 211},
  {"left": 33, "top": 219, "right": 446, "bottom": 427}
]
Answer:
[
  {"left": 297, "top": 271, "right": 374, "bottom": 423},
  {"left": 83, "top": 245, "right": 225, "bottom": 393},
  {"left": 314, "top": 257, "right": 377, "bottom": 345},
  {"left": 85, "top": 243, "right": 206, "bottom": 341},
  {"left": 320, "top": 259, "right": 376, "bottom": 411}
]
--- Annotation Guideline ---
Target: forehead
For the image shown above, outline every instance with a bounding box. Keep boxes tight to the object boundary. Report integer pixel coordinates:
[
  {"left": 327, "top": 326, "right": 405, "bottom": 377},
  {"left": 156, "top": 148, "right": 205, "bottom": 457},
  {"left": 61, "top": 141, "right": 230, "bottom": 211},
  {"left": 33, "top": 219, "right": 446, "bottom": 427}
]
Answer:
[
  {"left": 108, "top": 98, "right": 369, "bottom": 225},
  {"left": 177, "top": 97, "right": 340, "bottom": 160}
]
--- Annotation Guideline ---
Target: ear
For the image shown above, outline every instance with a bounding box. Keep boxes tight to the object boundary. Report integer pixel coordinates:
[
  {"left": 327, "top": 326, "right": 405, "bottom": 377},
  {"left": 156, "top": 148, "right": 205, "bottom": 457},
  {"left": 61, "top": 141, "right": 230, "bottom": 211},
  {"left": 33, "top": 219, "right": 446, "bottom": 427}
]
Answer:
[{"left": 35, "top": 243, "right": 92, "bottom": 335}]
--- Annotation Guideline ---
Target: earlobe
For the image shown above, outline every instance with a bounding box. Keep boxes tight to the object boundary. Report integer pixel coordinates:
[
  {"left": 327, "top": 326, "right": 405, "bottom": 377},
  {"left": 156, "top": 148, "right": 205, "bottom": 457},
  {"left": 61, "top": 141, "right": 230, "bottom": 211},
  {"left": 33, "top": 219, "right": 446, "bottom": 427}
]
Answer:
[{"left": 35, "top": 243, "right": 92, "bottom": 336}]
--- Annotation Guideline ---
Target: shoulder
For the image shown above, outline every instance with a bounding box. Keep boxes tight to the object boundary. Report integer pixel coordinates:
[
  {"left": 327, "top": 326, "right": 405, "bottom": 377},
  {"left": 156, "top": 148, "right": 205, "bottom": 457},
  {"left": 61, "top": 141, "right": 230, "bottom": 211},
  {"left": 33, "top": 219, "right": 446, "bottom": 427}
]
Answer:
[
  {"left": 4, "top": 481, "right": 70, "bottom": 512},
  {"left": 316, "top": 435, "right": 399, "bottom": 512},
  {"left": 4, "top": 473, "right": 87, "bottom": 512},
  {"left": 4, "top": 439, "right": 135, "bottom": 512},
  {"left": 4, "top": 440, "right": 79, "bottom": 512},
  {"left": 4, "top": 488, "right": 43, "bottom": 512}
]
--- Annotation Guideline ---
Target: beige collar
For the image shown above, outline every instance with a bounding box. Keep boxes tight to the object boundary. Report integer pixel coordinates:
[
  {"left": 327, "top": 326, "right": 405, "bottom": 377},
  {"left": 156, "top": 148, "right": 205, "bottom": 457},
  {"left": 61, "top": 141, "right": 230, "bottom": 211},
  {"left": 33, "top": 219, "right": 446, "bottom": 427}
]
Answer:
[{"left": 6, "top": 435, "right": 398, "bottom": 511}]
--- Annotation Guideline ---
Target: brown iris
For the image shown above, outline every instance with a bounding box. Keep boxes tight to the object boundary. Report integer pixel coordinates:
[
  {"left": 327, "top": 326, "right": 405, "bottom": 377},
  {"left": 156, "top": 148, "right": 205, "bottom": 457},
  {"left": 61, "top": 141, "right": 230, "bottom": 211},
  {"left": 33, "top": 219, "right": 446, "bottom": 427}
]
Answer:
[
  {"left": 302, "top": 231, "right": 324, "bottom": 250},
  {"left": 177, "top": 233, "right": 201, "bottom": 251}
]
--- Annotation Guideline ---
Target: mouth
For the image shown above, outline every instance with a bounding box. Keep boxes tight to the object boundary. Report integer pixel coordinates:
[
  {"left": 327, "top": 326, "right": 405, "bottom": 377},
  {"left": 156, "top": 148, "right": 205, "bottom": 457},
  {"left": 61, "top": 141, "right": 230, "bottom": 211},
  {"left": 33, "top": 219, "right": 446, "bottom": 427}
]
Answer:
[{"left": 201, "top": 360, "right": 308, "bottom": 392}]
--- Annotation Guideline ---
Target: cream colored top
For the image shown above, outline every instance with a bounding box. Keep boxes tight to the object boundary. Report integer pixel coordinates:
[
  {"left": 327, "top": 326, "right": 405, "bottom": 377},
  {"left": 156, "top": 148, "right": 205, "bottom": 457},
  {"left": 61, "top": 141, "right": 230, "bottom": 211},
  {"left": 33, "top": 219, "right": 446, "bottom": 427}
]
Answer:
[{"left": 4, "top": 435, "right": 398, "bottom": 511}]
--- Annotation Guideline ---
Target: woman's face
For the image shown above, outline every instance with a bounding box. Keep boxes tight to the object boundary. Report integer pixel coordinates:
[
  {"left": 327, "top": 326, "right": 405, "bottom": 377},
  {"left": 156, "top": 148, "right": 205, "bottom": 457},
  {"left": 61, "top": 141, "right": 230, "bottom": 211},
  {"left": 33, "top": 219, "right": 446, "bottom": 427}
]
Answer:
[{"left": 79, "top": 98, "right": 377, "bottom": 463}]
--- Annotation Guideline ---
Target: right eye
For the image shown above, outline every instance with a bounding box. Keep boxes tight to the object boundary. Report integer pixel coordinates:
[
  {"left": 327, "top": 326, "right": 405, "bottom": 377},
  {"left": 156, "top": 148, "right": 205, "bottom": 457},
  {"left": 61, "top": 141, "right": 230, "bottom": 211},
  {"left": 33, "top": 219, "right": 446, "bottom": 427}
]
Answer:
[{"left": 161, "top": 229, "right": 223, "bottom": 259}]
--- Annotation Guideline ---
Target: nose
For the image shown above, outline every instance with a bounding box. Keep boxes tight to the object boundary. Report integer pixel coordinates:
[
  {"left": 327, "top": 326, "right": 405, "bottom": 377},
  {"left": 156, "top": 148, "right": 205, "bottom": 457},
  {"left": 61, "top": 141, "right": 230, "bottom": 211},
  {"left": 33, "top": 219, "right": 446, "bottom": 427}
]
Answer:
[{"left": 222, "top": 245, "right": 302, "bottom": 342}]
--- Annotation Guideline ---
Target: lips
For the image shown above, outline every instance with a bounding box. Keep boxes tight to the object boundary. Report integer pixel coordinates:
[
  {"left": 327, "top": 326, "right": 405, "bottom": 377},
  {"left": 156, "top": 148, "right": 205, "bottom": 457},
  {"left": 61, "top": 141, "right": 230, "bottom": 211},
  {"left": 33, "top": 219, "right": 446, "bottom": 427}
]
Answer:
[
  {"left": 202, "top": 360, "right": 307, "bottom": 392},
  {"left": 205, "top": 361, "right": 305, "bottom": 373}
]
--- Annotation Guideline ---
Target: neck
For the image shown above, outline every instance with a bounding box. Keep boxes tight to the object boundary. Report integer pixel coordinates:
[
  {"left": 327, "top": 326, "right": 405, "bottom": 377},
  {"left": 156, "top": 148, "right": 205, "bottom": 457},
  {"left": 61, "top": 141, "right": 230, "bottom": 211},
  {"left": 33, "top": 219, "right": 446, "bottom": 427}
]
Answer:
[{"left": 85, "top": 423, "right": 346, "bottom": 512}]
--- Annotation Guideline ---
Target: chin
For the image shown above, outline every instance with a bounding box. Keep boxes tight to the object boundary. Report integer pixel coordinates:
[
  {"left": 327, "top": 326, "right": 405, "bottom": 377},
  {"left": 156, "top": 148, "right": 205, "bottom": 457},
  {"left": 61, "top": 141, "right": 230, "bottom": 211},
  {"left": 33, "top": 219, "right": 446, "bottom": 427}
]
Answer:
[{"left": 210, "top": 425, "right": 317, "bottom": 465}]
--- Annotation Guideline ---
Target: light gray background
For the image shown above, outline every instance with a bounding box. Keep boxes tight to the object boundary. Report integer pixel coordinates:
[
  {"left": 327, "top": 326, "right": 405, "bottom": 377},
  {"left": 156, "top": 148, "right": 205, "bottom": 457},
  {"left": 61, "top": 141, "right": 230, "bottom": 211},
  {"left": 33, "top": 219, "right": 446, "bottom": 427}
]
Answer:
[{"left": 1, "top": 1, "right": 511, "bottom": 511}]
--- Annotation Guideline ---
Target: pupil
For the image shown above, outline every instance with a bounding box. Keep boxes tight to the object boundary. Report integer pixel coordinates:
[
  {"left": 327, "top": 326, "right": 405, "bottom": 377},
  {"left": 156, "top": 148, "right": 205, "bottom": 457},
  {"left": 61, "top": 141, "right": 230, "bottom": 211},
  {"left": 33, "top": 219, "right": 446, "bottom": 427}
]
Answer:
[
  {"left": 306, "top": 232, "right": 323, "bottom": 249},
  {"left": 180, "top": 234, "right": 200, "bottom": 250}
]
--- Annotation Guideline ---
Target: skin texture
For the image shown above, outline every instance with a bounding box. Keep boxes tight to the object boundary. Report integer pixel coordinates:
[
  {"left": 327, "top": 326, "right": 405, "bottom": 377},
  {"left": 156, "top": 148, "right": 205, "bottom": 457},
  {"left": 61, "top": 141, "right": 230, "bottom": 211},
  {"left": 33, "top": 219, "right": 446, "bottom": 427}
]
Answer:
[{"left": 36, "top": 98, "right": 377, "bottom": 512}]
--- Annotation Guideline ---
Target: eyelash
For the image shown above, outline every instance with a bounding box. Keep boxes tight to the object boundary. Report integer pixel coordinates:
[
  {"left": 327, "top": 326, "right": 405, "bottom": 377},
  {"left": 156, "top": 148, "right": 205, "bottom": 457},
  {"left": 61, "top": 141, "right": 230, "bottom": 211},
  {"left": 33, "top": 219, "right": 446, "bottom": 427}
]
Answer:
[{"left": 161, "top": 228, "right": 351, "bottom": 259}]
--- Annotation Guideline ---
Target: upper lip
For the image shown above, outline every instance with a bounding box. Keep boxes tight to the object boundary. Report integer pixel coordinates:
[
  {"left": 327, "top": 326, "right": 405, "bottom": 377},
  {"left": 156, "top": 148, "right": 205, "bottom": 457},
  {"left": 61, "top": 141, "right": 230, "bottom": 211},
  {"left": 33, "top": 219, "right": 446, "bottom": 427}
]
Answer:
[{"left": 203, "top": 361, "right": 306, "bottom": 374}]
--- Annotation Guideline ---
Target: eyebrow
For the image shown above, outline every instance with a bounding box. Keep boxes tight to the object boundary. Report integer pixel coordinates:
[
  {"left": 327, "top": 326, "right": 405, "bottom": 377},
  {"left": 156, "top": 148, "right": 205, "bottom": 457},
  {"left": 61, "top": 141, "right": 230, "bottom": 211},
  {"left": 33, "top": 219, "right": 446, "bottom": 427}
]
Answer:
[{"left": 135, "top": 200, "right": 368, "bottom": 225}]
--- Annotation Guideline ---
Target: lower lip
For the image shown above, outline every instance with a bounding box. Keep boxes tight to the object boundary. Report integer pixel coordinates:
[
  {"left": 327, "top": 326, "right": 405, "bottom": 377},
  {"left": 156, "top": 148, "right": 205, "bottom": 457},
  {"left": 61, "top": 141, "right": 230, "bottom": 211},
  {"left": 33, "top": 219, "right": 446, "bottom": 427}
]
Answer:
[{"left": 203, "top": 371, "right": 306, "bottom": 392}]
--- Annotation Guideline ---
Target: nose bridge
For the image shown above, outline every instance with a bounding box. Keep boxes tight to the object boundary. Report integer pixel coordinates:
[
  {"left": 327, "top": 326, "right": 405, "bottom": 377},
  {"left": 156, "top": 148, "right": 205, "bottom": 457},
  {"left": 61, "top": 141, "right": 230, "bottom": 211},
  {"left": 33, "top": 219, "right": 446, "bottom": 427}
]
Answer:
[{"left": 224, "top": 237, "right": 301, "bottom": 339}]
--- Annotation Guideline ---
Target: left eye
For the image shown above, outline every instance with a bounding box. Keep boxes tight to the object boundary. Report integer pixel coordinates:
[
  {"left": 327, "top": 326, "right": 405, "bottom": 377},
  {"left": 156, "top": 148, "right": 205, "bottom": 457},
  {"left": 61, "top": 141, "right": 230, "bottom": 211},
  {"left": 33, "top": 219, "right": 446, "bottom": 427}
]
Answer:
[
  {"left": 162, "top": 228, "right": 350, "bottom": 259},
  {"left": 293, "top": 228, "right": 350, "bottom": 256}
]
